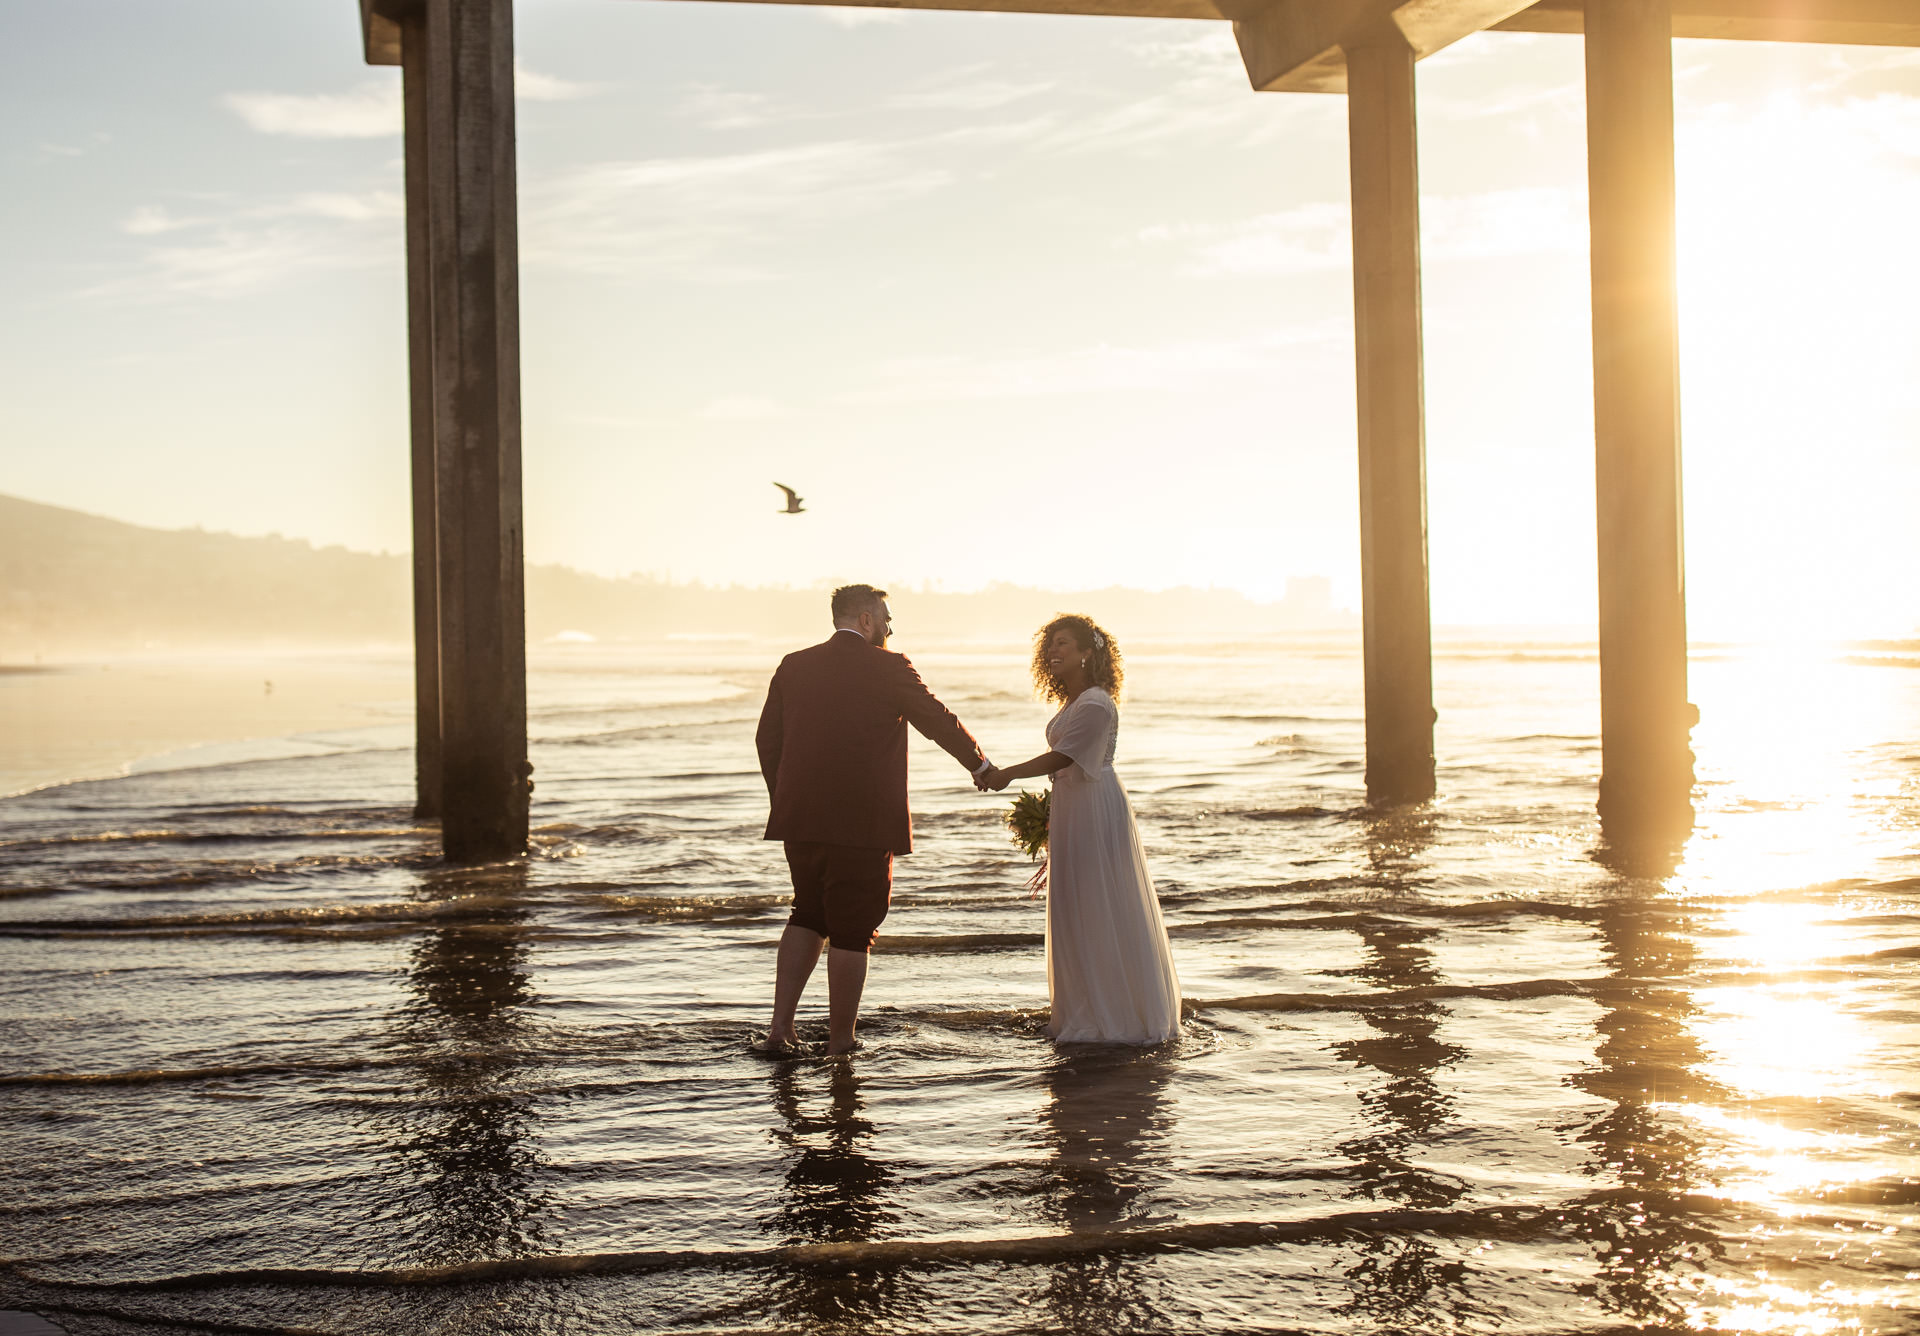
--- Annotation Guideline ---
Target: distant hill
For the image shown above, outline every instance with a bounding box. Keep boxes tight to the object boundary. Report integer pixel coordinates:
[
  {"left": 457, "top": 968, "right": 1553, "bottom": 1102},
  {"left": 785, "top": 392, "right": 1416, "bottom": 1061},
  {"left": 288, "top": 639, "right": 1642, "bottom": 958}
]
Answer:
[
  {"left": 1, "top": 493, "right": 413, "bottom": 654},
  {"left": 0, "top": 494, "right": 1352, "bottom": 657}
]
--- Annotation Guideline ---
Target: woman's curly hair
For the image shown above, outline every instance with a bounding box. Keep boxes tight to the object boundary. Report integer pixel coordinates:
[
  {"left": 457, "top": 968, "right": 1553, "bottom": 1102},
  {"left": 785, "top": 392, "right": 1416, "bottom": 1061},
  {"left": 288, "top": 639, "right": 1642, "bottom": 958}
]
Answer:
[{"left": 1031, "top": 614, "right": 1124, "bottom": 705}]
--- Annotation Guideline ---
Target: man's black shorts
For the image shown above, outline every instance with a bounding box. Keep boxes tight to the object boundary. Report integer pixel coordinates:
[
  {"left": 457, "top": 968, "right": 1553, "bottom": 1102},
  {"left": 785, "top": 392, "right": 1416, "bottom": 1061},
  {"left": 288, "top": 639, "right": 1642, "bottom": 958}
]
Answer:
[{"left": 784, "top": 840, "right": 893, "bottom": 953}]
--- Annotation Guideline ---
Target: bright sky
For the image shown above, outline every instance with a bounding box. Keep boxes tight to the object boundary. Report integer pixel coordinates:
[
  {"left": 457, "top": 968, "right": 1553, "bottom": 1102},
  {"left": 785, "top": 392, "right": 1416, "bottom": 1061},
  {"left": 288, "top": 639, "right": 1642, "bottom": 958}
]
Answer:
[{"left": 3, "top": 1, "right": 1918, "bottom": 635}]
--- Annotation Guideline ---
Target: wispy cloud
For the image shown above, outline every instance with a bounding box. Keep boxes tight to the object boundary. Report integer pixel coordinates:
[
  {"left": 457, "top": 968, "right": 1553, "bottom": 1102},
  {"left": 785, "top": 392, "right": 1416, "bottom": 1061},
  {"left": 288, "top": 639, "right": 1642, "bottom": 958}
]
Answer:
[
  {"left": 890, "top": 78, "right": 1056, "bottom": 112},
  {"left": 524, "top": 139, "right": 952, "bottom": 280},
  {"left": 815, "top": 6, "right": 907, "bottom": 27},
  {"left": 676, "top": 85, "right": 783, "bottom": 131},
  {"left": 1426, "top": 77, "right": 1583, "bottom": 123},
  {"left": 1801, "top": 46, "right": 1920, "bottom": 100},
  {"left": 1139, "top": 203, "right": 1348, "bottom": 277},
  {"left": 224, "top": 81, "right": 398, "bottom": 139},
  {"left": 98, "top": 189, "right": 401, "bottom": 298},
  {"left": 268, "top": 190, "right": 403, "bottom": 222},
  {"left": 518, "top": 28, "right": 1311, "bottom": 286},
  {"left": 834, "top": 326, "right": 1344, "bottom": 404},
  {"left": 1141, "top": 188, "right": 1585, "bottom": 277},
  {"left": 515, "top": 62, "right": 601, "bottom": 102},
  {"left": 1028, "top": 28, "right": 1327, "bottom": 156},
  {"left": 122, "top": 204, "right": 199, "bottom": 236},
  {"left": 1420, "top": 30, "right": 1545, "bottom": 71},
  {"left": 1127, "top": 28, "right": 1240, "bottom": 73},
  {"left": 126, "top": 231, "right": 359, "bottom": 298},
  {"left": 522, "top": 111, "right": 1058, "bottom": 281},
  {"left": 223, "top": 63, "right": 596, "bottom": 138}
]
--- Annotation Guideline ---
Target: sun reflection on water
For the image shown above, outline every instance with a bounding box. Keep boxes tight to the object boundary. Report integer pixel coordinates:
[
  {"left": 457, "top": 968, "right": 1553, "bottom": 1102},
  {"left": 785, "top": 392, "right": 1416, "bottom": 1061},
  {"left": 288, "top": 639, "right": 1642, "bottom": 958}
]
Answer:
[
  {"left": 1679, "top": 646, "right": 1911, "bottom": 896},
  {"left": 1607, "top": 644, "right": 1920, "bottom": 1333},
  {"left": 1698, "top": 982, "right": 1874, "bottom": 1100}
]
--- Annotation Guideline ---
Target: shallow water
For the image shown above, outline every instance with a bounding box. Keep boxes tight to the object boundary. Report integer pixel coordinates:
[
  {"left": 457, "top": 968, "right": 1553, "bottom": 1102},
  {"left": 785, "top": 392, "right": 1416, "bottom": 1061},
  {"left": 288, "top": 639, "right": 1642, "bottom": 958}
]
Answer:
[{"left": 2, "top": 636, "right": 1917, "bottom": 1334}]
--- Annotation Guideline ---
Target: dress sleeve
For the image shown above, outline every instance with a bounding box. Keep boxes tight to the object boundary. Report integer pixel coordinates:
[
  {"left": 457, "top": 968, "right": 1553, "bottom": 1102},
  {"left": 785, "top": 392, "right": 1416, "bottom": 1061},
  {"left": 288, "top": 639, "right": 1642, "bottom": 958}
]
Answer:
[{"left": 1051, "top": 693, "right": 1114, "bottom": 776}]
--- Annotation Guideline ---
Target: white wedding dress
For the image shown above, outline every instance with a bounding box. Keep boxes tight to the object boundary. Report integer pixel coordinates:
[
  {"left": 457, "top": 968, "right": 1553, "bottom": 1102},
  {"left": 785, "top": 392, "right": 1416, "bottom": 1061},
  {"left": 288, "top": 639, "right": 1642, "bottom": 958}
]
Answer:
[{"left": 1043, "top": 687, "right": 1182, "bottom": 1045}]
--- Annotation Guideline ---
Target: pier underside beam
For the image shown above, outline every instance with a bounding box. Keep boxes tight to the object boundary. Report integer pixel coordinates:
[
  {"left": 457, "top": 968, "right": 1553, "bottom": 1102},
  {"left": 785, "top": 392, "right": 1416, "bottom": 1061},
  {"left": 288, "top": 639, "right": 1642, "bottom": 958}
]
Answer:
[
  {"left": 1498, "top": 0, "right": 1920, "bottom": 45},
  {"left": 420, "top": 0, "right": 529, "bottom": 862},
  {"left": 400, "top": 9, "right": 441, "bottom": 823},
  {"left": 1345, "top": 30, "right": 1436, "bottom": 808},
  {"left": 1585, "top": 0, "right": 1695, "bottom": 847},
  {"left": 1230, "top": 0, "right": 1920, "bottom": 93},
  {"left": 1233, "top": 0, "right": 1542, "bottom": 93}
]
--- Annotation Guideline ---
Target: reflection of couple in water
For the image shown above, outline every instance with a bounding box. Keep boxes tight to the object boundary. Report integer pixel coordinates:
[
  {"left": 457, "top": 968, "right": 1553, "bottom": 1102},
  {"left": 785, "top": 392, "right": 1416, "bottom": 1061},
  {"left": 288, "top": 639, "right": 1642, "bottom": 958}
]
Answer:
[
  {"left": 761, "top": 1046, "right": 1174, "bottom": 1323},
  {"left": 752, "top": 584, "right": 1182, "bottom": 1057}
]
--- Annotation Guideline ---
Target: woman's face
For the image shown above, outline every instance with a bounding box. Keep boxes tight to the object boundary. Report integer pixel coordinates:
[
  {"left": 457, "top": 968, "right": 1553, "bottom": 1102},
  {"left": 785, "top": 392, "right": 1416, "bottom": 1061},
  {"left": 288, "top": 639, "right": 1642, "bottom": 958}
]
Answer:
[{"left": 1045, "top": 628, "right": 1087, "bottom": 681}]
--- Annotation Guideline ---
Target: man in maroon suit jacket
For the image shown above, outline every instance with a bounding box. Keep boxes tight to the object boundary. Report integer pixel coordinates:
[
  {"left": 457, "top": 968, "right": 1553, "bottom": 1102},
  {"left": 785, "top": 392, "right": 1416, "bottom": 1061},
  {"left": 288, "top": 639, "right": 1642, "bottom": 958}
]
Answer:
[{"left": 755, "top": 583, "right": 991, "bottom": 1056}]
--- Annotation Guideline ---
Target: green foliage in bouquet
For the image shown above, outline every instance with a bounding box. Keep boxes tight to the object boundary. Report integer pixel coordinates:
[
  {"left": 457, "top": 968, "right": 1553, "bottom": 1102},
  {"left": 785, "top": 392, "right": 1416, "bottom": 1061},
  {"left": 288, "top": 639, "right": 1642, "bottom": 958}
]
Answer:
[{"left": 1005, "top": 789, "right": 1050, "bottom": 862}]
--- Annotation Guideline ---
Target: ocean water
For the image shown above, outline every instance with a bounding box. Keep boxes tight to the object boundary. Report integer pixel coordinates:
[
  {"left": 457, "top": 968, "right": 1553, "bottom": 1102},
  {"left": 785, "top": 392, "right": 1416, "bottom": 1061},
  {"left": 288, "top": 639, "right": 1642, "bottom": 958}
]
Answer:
[{"left": 1, "top": 635, "right": 1917, "bottom": 1335}]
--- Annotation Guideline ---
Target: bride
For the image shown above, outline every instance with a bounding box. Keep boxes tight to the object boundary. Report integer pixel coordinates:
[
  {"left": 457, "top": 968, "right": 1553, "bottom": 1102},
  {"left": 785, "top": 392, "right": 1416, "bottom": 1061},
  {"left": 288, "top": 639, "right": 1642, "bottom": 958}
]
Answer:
[{"left": 984, "top": 616, "right": 1182, "bottom": 1045}]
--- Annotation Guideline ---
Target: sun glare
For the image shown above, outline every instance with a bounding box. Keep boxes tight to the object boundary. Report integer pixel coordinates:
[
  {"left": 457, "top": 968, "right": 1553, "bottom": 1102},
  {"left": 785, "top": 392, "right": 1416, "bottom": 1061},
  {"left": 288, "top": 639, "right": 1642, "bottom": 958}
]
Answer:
[
  {"left": 1677, "top": 646, "right": 1908, "bottom": 896},
  {"left": 1677, "top": 84, "right": 1920, "bottom": 643}
]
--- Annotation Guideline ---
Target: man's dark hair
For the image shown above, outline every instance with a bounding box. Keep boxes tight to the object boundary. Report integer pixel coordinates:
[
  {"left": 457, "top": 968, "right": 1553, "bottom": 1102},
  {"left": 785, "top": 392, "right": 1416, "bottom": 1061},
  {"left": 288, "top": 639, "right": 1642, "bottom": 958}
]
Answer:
[{"left": 831, "top": 583, "right": 887, "bottom": 624}]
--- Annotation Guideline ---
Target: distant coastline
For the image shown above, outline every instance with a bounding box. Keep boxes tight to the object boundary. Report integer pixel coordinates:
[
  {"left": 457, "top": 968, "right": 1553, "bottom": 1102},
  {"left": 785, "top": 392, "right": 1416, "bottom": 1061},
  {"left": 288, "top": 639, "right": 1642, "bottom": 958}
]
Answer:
[{"left": 0, "top": 493, "right": 1354, "bottom": 659}]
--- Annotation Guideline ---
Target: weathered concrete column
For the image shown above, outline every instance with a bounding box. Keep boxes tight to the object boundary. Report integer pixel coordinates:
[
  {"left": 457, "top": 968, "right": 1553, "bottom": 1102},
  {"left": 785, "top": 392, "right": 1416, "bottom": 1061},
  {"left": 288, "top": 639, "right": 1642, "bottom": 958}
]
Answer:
[
  {"left": 1584, "top": 0, "right": 1695, "bottom": 847},
  {"left": 1345, "top": 31, "right": 1436, "bottom": 807},
  {"left": 423, "top": 0, "right": 529, "bottom": 861},
  {"left": 400, "top": 8, "right": 441, "bottom": 823}
]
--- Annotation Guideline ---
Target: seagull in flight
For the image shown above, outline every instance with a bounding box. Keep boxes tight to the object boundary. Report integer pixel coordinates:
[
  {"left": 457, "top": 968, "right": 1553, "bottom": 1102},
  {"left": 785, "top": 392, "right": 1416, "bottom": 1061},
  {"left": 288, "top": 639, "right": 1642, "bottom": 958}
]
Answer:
[{"left": 773, "top": 482, "right": 806, "bottom": 515}]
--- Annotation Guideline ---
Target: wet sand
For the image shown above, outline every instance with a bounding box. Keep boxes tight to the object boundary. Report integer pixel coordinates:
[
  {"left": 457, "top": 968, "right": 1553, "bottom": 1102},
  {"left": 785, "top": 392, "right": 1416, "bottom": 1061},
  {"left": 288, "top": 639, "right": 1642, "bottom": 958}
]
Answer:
[{"left": 0, "top": 652, "right": 415, "bottom": 797}]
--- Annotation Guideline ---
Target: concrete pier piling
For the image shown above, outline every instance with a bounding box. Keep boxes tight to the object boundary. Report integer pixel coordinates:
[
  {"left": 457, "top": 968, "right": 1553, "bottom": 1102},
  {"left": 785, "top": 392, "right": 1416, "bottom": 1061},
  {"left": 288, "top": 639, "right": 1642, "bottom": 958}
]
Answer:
[
  {"left": 1345, "top": 29, "right": 1437, "bottom": 808},
  {"left": 400, "top": 6, "right": 442, "bottom": 825},
  {"left": 1583, "top": 0, "right": 1696, "bottom": 846},
  {"left": 414, "top": 0, "right": 529, "bottom": 862}
]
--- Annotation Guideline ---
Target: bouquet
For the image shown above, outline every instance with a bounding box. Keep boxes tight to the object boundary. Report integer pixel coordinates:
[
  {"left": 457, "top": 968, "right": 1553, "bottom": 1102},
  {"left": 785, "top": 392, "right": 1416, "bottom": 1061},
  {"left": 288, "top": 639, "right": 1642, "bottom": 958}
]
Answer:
[{"left": 1004, "top": 789, "right": 1050, "bottom": 895}]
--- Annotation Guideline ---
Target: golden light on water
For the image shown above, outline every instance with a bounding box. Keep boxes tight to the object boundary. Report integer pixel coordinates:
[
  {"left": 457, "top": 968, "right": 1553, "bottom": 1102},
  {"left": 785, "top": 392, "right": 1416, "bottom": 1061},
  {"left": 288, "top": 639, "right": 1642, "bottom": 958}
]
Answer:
[
  {"left": 1678, "top": 646, "right": 1909, "bottom": 896},
  {"left": 1698, "top": 982, "right": 1875, "bottom": 1101},
  {"left": 1718, "top": 900, "right": 1859, "bottom": 971},
  {"left": 1694, "top": 1280, "right": 1901, "bottom": 1335},
  {"left": 1613, "top": 642, "right": 1920, "bottom": 1333}
]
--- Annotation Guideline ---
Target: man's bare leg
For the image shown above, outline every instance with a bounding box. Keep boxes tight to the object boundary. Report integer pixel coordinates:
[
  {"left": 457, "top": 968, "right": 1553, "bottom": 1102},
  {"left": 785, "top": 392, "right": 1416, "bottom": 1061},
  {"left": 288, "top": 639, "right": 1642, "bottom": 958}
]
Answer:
[
  {"left": 825, "top": 946, "right": 868, "bottom": 1055},
  {"left": 769, "top": 925, "right": 825, "bottom": 1048}
]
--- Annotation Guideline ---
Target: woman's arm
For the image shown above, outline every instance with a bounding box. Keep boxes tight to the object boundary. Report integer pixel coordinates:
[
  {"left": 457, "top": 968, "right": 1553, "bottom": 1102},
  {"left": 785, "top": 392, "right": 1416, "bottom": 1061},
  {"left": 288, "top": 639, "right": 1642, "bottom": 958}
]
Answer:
[{"left": 985, "top": 751, "right": 1071, "bottom": 791}]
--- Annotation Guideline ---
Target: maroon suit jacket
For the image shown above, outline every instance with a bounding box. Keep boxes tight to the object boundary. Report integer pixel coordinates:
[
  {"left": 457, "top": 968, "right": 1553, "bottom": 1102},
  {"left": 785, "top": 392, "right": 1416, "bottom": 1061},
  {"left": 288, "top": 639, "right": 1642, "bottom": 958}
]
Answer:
[{"left": 757, "top": 631, "right": 985, "bottom": 854}]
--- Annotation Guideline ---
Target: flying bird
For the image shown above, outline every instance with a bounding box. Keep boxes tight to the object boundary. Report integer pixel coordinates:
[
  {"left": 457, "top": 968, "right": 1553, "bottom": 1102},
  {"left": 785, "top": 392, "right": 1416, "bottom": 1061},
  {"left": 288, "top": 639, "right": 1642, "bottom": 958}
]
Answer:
[{"left": 773, "top": 482, "right": 805, "bottom": 515}]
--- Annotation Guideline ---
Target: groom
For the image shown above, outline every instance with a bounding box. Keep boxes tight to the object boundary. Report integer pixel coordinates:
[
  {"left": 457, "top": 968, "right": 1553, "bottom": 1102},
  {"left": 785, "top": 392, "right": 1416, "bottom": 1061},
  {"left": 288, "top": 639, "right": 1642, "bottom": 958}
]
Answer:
[{"left": 755, "top": 583, "right": 993, "bottom": 1056}]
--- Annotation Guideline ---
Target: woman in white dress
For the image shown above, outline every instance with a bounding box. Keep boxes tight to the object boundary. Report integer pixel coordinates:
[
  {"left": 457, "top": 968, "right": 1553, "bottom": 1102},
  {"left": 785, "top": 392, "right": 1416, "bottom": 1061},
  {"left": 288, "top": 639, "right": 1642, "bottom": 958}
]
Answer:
[{"left": 983, "top": 616, "right": 1182, "bottom": 1045}]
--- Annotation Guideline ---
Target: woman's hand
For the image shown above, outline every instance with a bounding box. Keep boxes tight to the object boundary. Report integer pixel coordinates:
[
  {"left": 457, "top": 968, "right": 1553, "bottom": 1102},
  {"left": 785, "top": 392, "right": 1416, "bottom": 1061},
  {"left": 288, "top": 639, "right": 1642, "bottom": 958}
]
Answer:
[{"left": 986, "top": 767, "right": 1012, "bottom": 792}]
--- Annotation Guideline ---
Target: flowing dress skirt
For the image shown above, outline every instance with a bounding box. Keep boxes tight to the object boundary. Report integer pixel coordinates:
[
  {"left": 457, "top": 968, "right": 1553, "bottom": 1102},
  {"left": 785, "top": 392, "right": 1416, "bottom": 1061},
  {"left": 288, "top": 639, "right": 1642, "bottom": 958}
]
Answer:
[{"left": 1044, "top": 766, "right": 1182, "bottom": 1044}]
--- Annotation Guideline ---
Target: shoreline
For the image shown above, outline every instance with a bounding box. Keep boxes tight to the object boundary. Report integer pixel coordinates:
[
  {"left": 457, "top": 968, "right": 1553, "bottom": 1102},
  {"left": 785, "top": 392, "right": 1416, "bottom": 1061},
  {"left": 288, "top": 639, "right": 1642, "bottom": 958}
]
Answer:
[{"left": 0, "top": 653, "right": 415, "bottom": 799}]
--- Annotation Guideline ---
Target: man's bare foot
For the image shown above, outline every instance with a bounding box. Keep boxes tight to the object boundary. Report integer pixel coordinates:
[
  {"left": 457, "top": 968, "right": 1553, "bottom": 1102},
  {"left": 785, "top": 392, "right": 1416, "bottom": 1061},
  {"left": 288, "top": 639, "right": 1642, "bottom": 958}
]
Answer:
[{"left": 824, "top": 1039, "right": 864, "bottom": 1059}]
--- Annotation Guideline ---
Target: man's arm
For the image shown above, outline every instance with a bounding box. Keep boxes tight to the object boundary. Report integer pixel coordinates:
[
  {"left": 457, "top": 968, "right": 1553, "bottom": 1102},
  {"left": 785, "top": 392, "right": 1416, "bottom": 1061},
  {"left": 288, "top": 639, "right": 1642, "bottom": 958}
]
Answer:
[
  {"left": 893, "top": 655, "right": 989, "bottom": 775},
  {"left": 755, "top": 669, "right": 785, "bottom": 798}
]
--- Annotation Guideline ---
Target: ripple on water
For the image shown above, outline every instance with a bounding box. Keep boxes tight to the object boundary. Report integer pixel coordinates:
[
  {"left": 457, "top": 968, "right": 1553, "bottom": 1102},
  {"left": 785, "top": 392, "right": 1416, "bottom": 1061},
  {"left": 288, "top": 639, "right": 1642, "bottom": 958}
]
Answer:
[{"left": 2, "top": 642, "right": 1917, "bottom": 1333}]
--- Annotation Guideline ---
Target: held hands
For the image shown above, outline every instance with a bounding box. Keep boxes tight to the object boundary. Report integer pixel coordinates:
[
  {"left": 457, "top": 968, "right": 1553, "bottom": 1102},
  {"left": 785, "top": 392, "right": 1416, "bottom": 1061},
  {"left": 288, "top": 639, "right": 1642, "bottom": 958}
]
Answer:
[{"left": 975, "top": 766, "right": 1012, "bottom": 793}]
